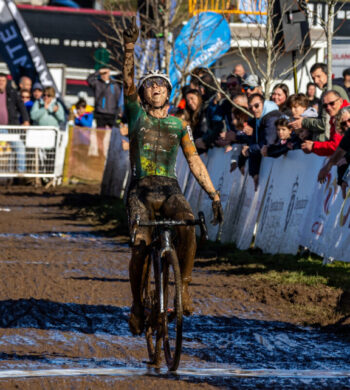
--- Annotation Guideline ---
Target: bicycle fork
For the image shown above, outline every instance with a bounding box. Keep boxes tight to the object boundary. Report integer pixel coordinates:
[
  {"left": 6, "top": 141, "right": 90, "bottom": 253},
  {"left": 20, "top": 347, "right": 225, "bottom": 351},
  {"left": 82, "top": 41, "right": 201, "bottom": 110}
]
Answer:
[{"left": 157, "top": 229, "right": 172, "bottom": 314}]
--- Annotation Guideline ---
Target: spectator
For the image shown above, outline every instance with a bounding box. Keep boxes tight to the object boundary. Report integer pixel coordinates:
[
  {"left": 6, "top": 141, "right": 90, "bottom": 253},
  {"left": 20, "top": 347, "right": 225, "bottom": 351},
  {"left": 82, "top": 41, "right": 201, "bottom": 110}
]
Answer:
[
  {"left": 32, "top": 82, "right": 43, "bottom": 101},
  {"left": 261, "top": 117, "right": 301, "bottom": 158},
  {"left": 288, "top": 93, "right": 318, "bottom": 140},
  {"left": 19, "top": 76, "right": 32, "bottom": 93},
  {"left": 271, "top": 83, "right": 289, "bottom": 113},
  {"left": 226, "top": 73, "right": 242, "bottom": 97},
  {"left": 87, "top": 67, "right": 121, "bottom": 128},
  {"left": 290, "top": 63, "right": 348, "bottom": 140},
  {"left": 30, "top": 86, "right": 65, "bottom": 126},
  {"left": 73, "top": 99, "right": 94, "bottom": 128},
  {"left": 333, "top": 68, "right": 350, "bottom": 101},
  {"left": 184, "top": 89, "right": 203, "bottom": 140},
  {"left": 233, "top": 63, "right": 247, "bottom": 80},
  {"left": 239, "top": 94, "right": 281, "bottom": 189},
  {"left": 0, "top": 73, "right": 29, "bottom": 174},
  {"left": 342, "top": 68, "right": 350, "bottom": 98},
  {"left": 318, "top": 105, "right": 350, "bottom": 190},
  {"left": 306, "top": 82, "right": 321, "bottom": 111},
  {"left": 301, "top": 90, "right": 349, "bottom": 156},
  {"left": 242, "top": 74, "right": 263, "bottom": 98},
  {"left": 20, "top": 89, "right": 34, "bottom": 123}
]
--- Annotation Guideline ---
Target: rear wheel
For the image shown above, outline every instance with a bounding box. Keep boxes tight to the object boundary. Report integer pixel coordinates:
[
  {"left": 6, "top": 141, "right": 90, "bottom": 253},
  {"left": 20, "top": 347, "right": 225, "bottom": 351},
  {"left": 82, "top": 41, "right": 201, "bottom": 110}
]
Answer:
[
  {"left": 143, "top": 251, "right": 162, "bottom": 367},
  {"left": 162, "top": 249, "right": 183, "bottom": 371}
]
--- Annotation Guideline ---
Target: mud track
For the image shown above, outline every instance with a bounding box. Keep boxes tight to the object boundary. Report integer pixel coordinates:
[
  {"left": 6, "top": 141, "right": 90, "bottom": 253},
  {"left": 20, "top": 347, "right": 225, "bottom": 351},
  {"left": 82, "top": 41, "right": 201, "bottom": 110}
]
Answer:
[{"left": 0, "top": 184, "right": 349, "bottom": 389}]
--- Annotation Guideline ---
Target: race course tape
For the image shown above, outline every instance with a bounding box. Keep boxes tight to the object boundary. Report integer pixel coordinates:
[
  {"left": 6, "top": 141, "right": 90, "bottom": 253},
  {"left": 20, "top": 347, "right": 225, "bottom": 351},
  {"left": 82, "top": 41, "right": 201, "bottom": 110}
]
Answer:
[{"left": 0, "top": 367, "right": 350, "bottom": 379}]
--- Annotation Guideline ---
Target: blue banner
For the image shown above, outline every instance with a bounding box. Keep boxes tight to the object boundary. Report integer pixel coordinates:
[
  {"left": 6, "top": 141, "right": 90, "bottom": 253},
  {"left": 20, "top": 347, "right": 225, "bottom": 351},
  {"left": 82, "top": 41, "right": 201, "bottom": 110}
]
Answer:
[
  {"left": 0, "top": 0, "right": 60, "bottom": 96},
  {"left": 169, "top": 12, "right": 231, "bottom": 99}
]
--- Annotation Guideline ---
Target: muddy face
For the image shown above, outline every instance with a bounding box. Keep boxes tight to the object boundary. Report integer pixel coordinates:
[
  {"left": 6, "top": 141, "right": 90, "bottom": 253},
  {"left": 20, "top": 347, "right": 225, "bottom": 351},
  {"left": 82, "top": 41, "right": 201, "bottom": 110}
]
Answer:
[{"left": 143, "top": 84, "right": 168, "bottom": 108}]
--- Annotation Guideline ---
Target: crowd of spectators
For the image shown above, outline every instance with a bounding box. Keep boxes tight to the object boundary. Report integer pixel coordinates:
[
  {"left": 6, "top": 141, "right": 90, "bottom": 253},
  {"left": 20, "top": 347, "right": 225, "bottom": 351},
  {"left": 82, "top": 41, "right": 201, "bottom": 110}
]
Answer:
[
  {"left": 172, "top": 63, "right": 350, "bottom": 195},
  {"left": 2, "top": 61, "right": 350, "bottom": 196}
]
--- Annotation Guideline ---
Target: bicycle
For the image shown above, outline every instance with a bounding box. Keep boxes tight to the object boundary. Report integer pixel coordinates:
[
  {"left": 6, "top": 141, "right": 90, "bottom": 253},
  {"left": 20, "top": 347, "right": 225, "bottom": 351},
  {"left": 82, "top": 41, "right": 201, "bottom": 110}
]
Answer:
[{"left": 131, "top": 211, "right": 208, "bottom": 371}]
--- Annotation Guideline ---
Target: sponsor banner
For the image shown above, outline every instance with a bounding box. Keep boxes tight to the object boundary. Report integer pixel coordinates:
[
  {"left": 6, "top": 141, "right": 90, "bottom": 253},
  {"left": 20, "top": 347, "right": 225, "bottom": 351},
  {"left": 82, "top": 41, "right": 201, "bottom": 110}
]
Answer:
[
  {"left": 233, "top": 156, "right": 273, "bottom": 250},
  {"left": 185, "top": 153, "right": 208, "bottom": 219},
  {"left": 176, "top": 148, "right": 191, "bottom": 193},
  {"left": 198, "top": 147, "right": 237, "bottom": 241},
  {"left": 255, "top": 151, "right": 323, "bottom": 255},
  {"left": 63, "top": 126, "right": 111, "bottom": 184},
  {"left": 220, "top": 166, "right": 246, "bottom": 243},
  {"left": 300, "top": 164, "right": 350, "bottom": 262},
  {"left": 101, "top": 126, "right": 130, "bottom": 199},
  {"left": 0, "top": 0, "right": 60, "bottom": 94}
]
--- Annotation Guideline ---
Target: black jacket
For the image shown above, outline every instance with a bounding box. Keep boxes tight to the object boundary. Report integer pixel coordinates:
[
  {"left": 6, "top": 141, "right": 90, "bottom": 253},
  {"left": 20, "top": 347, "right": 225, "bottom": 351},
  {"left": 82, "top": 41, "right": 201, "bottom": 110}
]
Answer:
[
  {"left": 4, "top": 84, "right": 29, "bottom": 125},
  {"left": 87, "top": 71, "right": 121, "bottom": 116},
  {"left": 266, "top": 132, "right": 302, "bottom": 158}
]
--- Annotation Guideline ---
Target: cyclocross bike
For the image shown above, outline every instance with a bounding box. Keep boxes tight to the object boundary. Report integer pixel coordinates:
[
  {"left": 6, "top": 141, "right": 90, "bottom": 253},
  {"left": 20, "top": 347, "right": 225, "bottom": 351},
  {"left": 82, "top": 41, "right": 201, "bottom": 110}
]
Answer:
[{"left": 131, "top": 211, "right": 208, "bottom": 371}]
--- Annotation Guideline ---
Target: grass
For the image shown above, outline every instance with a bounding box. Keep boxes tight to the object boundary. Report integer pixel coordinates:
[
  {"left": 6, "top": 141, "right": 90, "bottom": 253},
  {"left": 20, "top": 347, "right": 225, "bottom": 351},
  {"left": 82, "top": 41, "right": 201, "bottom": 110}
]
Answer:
[{"left": 196, "top": 240, "right": 350, "bottom": 291}]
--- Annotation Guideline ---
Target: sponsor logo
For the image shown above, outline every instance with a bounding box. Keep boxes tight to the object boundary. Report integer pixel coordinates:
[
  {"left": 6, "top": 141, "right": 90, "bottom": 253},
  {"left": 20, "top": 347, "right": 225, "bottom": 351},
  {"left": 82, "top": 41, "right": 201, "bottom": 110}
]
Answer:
[{"left": 284, "top": 177, "right": 299, "bottom": 232}]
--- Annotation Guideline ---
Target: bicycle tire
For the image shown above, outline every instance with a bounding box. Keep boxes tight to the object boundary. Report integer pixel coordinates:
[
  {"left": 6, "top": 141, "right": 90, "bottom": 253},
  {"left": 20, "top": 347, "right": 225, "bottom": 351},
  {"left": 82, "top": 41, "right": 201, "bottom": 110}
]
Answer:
[
  {"left": 162, "top": 249, "right": 183, "bottom": 371},
  {"left": 143, "top": 250, "right": 162, "bottom": 367}
]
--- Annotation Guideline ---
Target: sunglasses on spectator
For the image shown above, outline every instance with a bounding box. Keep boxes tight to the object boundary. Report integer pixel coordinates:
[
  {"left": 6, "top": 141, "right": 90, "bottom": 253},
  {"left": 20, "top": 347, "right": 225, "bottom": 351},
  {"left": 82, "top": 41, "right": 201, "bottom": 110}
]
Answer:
[
  {"left": 43, "top": 93, "right": 53, "bottom": 97},
  {"left": 322, "top": 98, "right": 340, "bottom": 109},
  {"left": 243, "top": 85, "right": 256, "bottom": 91},
  {"left": 21, "top": 95, "right": 31, "bottom": 100},
  {"left": 249, "top": 102, "right": 261, "bottom": 110},
  {"left": 340, "top": 118, "right": 350, "bottom": 128},
  {"left": 143, "top": 77, "right": 168, "bottom": 88},
  {"left": 227, "top": 81, "right": 238, "bottom": 87}
]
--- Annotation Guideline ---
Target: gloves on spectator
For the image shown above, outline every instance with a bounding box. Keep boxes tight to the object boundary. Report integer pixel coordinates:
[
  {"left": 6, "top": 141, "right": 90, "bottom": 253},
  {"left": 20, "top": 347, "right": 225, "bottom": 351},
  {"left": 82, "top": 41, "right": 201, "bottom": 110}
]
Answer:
[
  {"left": 211, "top": 200, "right": 224, "bottom": 225},
  {"left": 123, "top": 16, "right": 139, "bottom": 45}
]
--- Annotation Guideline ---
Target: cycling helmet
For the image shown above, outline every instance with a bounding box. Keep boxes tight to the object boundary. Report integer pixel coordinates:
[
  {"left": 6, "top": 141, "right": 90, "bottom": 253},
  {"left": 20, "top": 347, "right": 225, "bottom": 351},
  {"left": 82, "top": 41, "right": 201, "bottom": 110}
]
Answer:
[{"left": 137, "top": 70, "right": 172, "bottom": 93}]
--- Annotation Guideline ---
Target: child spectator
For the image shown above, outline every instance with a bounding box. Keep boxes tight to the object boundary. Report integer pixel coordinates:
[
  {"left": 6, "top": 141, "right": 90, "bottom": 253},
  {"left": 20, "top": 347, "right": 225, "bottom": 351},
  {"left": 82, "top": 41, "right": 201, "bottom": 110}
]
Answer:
[
  {"left": 73, "top": 99, "right": 94, "bottom": 128},
  {"left": 288, "top": 93, "right": 318, "bottom": 140},
  {"left": 20, "top": 89, "right": 33, "bottom": 122},
  {"left": 261, "top": 118, "right": 301, "bottom": 158}
]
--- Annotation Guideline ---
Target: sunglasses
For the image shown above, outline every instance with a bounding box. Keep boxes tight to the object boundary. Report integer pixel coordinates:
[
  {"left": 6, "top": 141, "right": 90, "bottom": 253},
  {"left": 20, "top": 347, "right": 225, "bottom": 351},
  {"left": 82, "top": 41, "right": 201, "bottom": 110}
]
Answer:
[
  {"left": 143, "top": 77, "right": 168, "bottom": 88},
  {"left": 227, "top": 81, "right": 238, "bottom": 87},
  {"left": 322, "top": 98, "right": 339, "bottom": 109},
  {"left": 21, "top": 95, "right": 31, "bottom": 99},
  {"left": 248, "top": 102, "right": 261, "bottom": 110},
  {"left": 243, "top": 85, "right": 256, "bottom": 91},
  {"left": 340, "top": 118, "right": 350, "bottom": 128},
  {"left": 43, "top": 94, "right": 53, "bottom": 97}
]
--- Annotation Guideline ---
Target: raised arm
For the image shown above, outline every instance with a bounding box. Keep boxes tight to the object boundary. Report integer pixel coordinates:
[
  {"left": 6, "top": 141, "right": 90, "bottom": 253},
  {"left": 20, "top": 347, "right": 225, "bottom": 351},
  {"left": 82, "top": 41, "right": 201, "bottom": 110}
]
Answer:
[{"left": 123, "top": 16, "right": 139, "bottom": 96}]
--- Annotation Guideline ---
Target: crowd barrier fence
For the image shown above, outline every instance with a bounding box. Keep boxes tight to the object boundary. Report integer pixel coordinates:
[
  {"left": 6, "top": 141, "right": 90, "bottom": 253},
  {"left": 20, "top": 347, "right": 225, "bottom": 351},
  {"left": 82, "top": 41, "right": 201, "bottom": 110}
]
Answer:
[
  {"left": 101, "top": 133, "right": 350, "bottom": 263},
  {"left": 0, "top": 125, "right": 65, "bottom": 184}
]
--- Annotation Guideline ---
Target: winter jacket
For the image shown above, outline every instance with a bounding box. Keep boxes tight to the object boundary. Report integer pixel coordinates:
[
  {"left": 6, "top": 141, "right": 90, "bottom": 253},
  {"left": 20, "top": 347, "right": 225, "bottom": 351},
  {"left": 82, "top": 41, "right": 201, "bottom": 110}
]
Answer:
[
  {"left": 312, "top": 99, "right": 350, "bottom": 156},
  {"left": 302, "top": 83, "right": 348, "bottom": 140},
  {"left": 87, "top": 71, "right": 121, "bottom": 116},
  {"left": 236, "top": 100, "right": 281, "bottom": 177},
  {"left": 201, "top": 96, "right": 226, "bottom": 148},
  {"left": 3, "top": 84, "right": 29, "bottom": 125},
  {"left": 74, "top": 112, "right": 94, "bottom": 128},
  {"left": 30, "top": 98, "right": 65, "bottom": 126},
  {"left": 266, "top": 132, "right": 302, "bottom": 158}
]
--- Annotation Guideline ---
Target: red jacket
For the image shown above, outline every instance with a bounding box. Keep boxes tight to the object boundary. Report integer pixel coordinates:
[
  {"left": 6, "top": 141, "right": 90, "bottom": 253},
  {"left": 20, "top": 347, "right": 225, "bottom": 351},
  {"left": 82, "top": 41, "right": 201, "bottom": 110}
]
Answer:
[{"left": 312, "top": 99, "right": 349, "bottom": 156}]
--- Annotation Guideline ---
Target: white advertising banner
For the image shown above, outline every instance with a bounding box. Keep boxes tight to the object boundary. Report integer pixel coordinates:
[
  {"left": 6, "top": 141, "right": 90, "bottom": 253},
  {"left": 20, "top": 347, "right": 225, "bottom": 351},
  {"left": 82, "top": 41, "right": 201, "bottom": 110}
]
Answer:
[
  {"left": 254, "top": 151, "right": 324, "bottom": 254},
  {"left": 301, "top": 164, "right": 350, "bottom": 262},
  {"left": 176, "top": 148, "right": 191, "bottom": 193},
  {"left": 199, "top": 147, "right": 238, "bottom": 241},
  {"left": 233, "top": 156, "right": 273, "bottom": 250},
  {"left": 185, "top": 153, "right": 208, "bottom": 218}
]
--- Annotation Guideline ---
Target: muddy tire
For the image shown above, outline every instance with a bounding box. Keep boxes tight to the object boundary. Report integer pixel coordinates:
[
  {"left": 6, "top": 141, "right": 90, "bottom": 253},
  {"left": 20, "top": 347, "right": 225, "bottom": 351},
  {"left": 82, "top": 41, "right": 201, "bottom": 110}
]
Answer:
[
  {"left": 162, "top": 249, "right": 183, "bottom": 372},
  {"left": 144, "top": 251, "right": 162, "bottom": 367}
]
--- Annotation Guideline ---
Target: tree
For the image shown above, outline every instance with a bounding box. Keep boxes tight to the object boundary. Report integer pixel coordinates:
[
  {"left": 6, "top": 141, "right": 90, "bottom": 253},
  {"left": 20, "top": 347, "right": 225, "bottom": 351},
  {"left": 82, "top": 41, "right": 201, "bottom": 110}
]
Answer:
[{"left": 230, "top": 0, "right": 322, "bottom": 98}]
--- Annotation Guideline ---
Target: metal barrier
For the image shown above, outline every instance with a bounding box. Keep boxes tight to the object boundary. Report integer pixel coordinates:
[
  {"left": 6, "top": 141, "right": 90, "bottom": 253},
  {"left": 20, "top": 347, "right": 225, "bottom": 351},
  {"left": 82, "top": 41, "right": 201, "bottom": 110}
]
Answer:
[{"left": 0, "top": 126, "right": 62, "bottom": 182}]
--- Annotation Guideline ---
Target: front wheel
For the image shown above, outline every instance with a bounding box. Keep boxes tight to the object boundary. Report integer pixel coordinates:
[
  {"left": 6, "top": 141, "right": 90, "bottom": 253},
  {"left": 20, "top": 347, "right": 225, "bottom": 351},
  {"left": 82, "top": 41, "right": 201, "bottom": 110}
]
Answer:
[{"left": 162, "top": 249, "right": 183, "bottom": 371}]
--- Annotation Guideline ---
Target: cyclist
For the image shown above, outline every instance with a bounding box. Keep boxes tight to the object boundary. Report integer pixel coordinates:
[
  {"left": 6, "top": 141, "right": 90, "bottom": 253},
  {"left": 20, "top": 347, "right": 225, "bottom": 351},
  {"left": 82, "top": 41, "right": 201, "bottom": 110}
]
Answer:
[{"left": 123, "top": 18, "right": 224, "bottom": 335}]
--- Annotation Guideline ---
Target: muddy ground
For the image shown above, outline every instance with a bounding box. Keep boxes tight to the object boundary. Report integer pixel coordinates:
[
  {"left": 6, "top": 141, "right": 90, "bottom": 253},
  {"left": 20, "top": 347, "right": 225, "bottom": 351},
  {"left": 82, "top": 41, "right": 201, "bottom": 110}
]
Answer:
[{"left": 0, "top": 183, "right": 349, "bottom": 389}]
